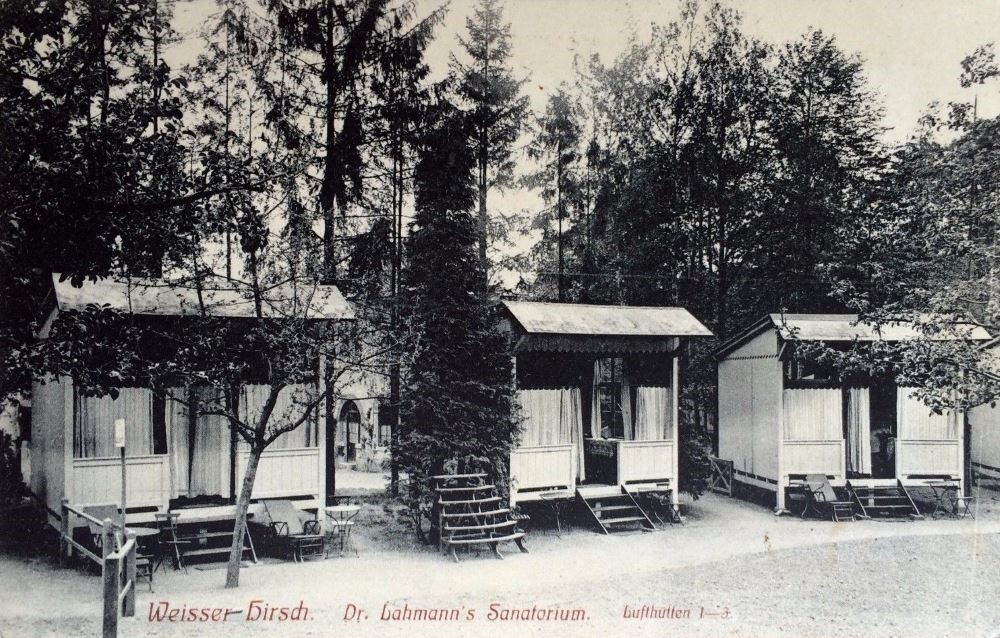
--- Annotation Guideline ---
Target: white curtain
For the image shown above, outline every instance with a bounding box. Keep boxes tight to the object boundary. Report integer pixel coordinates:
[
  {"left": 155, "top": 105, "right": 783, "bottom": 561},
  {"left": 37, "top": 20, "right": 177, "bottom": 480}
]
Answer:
[
  {"left": 845, "top": 387, "right": 872, "bottom": 474},
  {"left": 590, "top": 360, "right": 601, "bottom": 438},
  {"left": 74, "top": 388, "right": 154, "bottom": 458},
  {"left": 240, "top": 384, "right": 318, "bottom": 449},
  {"left": 897, "top": 387, "right": 957, "bottom": 440},
  {"left": 634, "top": 386, "right": 672, "bottom": 441},
  {"left": 621, "top": 363, "right": 633, "bottom": 440},
  {"left": 518, "top": 388, "right": 585, "bottom": 481},
  {"left": 167, "top": 387, "right": 232, "bottom": 498},
  {"left": 167, "top": 389, "right": 188, "bottom": 497},
  {"left": 782, "top": 389, "right": 842, "bottom": 440}
]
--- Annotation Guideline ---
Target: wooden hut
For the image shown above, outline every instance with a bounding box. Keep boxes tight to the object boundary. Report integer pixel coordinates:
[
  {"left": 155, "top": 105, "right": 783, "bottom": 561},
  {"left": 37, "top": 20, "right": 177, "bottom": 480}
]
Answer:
[
  {"left": 716, "top": 314, "right": 991, "bottom": 513},
  {"left": 501, "top": 301, "right": 712, "bottom": 526},
  {"left": 968, "top": 340, "right": 1000, "bottom": 486},
  {"left": 28, "top": 274, "right": 354, "bottom": 528}
]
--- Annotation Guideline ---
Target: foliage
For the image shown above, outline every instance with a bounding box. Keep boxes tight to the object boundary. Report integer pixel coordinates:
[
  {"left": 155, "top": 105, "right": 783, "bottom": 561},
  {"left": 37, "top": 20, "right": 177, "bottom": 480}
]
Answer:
[
  {"left": 0, "top": 432, "right": 26, "bottom": 504},
  {"left": 450, "top": 0, "right": 530, "bottom": 268},
  {"left": 397, "top": 101, "right": 520, "bottom": 540}
]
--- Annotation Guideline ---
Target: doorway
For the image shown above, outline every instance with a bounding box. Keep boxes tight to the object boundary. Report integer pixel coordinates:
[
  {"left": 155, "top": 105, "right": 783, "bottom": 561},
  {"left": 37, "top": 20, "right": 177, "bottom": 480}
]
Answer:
[
  {"left": 339, "top": 400, "right": 361, "bottom": 463},
  {"left": 869, "top": 382, "right": 897, "bottom": 479}
]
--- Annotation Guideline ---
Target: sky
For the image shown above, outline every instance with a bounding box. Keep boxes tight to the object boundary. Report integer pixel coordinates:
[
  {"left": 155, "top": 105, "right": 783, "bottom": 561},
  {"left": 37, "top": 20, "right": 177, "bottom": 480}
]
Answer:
[
  {"left": 416, "top": 0, "right": 1000, "bottom": 142},
  {"left": 170, "top": 0, "right": 1000, "bottom": 282},
  {"left": 171, "top": 0, "right": 1000, "bottom": 142}
]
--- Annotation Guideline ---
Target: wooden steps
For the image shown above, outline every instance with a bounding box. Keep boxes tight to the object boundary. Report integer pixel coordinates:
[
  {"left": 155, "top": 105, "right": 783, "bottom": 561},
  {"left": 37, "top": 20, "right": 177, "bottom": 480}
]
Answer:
[
  {"left": 576, "top": 485, "right": 655, "bottom": 534},
  {"left": 847, "top": 480, "right": 923, "bottom": 519},
  {"left": 434, "top": 473, "right": 528, "bottom": 562}
]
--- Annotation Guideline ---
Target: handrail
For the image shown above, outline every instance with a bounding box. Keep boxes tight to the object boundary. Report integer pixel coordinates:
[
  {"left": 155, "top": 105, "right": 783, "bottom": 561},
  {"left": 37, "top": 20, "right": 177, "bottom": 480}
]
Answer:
[
  {"left": 63, "top": 502, "right": 123, "bottom": 530},
  {"left": 57, "top": 499, "right": 138, "bottom": 637}
]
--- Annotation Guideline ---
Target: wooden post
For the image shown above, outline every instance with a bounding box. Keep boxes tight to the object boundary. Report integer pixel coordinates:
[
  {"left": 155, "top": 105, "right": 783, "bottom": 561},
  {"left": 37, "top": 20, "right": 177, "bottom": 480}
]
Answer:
[
  {"left": 102, "top": 550, "right": 120, "bottom": 638},
  {"left": 123, "top": 530, "right": 136, "bottom": 617},
  {"left": 101, "top": 519, "right": 115, "bottom": 560},
  {"left": 120, "top": 446, "right": 127, "bottom": 532},
  {"left": 60, "top": 498, "right": 71, "bottom": 564}
]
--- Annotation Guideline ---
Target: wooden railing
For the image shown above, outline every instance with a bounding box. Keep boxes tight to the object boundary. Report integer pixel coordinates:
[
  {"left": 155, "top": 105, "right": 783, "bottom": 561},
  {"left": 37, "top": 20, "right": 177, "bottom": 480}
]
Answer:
[
  {"left": 510, "top": 444, "right": 575, "bottom": 503},
  {"left": 618, "top": 440, "right": 674, "bottom": 484},
  {"left": 236, "top": 447, "right": 320, "bottom": 498},
  {"left": 783, "top": 440, "right": 845, "bottom": 478},
  {"left": 71, "top": 454, "right": 169, "bottom": 509},
  {"left": 57, "top": 499, "right": 137, "bottom": 638},
  {"left": 102, "top": 530, "right": 137, "bottom": 638}
]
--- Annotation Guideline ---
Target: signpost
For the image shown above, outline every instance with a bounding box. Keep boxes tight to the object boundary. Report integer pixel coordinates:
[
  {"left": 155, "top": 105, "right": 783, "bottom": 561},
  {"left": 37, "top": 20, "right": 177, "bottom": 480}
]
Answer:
[{"left": 114, "top": 418, "right": 126, "bottom": 532}]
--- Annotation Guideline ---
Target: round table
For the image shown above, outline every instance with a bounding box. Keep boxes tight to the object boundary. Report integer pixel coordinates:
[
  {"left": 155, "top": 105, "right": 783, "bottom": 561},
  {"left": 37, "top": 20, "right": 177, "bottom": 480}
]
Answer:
[{"left": 324, "top": 505, "right": 361, "bottom": 557}]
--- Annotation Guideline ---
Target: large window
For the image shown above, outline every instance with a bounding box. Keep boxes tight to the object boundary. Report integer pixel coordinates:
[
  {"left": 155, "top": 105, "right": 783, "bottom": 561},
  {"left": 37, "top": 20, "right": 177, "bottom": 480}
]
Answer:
[{"left": 73, "top": 388, "right": 168, "bottom": 458}]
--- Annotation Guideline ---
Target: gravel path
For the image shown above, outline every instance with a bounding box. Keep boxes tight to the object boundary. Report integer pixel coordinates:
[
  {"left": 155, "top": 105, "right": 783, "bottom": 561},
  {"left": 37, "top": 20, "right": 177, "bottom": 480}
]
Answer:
[{"left": 2, "top": 489, "right": 998, "bottom": 638}]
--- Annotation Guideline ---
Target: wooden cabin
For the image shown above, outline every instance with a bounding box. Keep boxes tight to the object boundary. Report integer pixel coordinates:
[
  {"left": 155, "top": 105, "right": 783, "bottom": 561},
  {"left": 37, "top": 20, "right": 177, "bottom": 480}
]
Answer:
[
  {"left": 716, "top": 314, "right": 991, "bottom": 511},
  {"left": 501, "top": 301, "right": 712, "bottom": 512},
  {"left": 28, "top": 274, "right": 354, "bottom": 527},
  {"left": 968, "top": 340, "right": 1000, "bottom": 486}
]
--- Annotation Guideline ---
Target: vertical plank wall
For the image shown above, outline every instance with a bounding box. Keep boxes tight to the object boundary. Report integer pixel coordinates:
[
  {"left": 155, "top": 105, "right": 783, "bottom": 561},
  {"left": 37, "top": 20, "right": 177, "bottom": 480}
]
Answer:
[{"left": 718, "top": 330, "right": 782, "bottom": 483}]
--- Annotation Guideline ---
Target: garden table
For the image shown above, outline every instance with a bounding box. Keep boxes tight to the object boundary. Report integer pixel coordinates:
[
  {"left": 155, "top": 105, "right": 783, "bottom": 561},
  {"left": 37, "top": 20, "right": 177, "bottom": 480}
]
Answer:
[{"left": 324, "top": 505, "right": 361, "bottom": 557}]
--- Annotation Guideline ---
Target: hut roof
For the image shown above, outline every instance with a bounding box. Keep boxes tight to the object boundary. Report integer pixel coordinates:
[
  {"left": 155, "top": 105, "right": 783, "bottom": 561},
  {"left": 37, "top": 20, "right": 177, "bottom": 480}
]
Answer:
[
  {"left": 503, "top": 301, "right": 713, "bottom": 338},
  {"left": 717, "top": 313, "right": 991, "bottom": 359},
  {"left": 49, "top": 273, "right": 354, "bottom": 321}
]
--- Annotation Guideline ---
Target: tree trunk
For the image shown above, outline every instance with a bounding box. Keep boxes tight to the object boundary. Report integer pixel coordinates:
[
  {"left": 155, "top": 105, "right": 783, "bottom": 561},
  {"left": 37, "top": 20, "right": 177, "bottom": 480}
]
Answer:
[{"left": 225, "top": 445, "right": 261, "bottom": 588}]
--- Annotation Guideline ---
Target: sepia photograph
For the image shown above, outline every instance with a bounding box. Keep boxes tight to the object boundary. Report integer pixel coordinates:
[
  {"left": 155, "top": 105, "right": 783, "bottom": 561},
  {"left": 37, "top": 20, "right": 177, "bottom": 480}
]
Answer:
[{"left": 1, "top": 0, "right": 999, "bottom": 636}]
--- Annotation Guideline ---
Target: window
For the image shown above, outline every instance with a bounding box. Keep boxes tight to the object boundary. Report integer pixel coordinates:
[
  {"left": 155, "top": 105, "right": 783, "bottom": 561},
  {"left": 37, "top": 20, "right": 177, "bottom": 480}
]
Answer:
[
  {"left": 597, "top": 357, "right": 625, "bottom": 439},
  {"left": 73, "top": 388, "right": 167, "bottom": 458},
  {"left": 338, "top": 400, "right": 362, "bottom": 461},
  {"left": 377, "top": 401, "right": 395, "bottom": 446}
]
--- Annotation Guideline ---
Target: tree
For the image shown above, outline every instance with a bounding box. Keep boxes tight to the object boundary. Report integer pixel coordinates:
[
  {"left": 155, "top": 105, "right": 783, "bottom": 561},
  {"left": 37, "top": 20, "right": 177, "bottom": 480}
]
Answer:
[
  {"left": 451, "top": 0, "right": 529, "bottom": 271},
  {"left": 523, "top": 87, "right": 584, "bottom": 301},
  {"left": 396, "top": 100, "right": 520, "bottom": 540}
]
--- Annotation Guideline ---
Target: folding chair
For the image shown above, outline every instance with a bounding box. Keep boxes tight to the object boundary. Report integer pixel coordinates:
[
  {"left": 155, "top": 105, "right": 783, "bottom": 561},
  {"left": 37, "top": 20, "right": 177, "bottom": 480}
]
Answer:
[
  {"left": 260, "top": 499, "right": 325, "bottom": 562},
  {"left": 800, "top": 474, "right": 855, "bottom": 522}
]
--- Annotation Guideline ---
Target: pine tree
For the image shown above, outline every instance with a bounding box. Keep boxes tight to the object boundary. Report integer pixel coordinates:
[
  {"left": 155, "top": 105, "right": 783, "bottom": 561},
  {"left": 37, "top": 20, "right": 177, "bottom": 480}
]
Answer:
[
  {"left": 397, "top": 101, "right": 520, "bottom": 540},
  {"left": 451, "top": 0, "right": 529, "bottom": 271}
]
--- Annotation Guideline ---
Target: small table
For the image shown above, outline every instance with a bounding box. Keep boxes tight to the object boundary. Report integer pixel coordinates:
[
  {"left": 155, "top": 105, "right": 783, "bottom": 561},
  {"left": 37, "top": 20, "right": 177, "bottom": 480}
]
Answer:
[
  {"left": 324, "top": 505, "right": 361, "bottom": 557},
  {"left": 539, "top": 490, "right": 574, "bottom": 536},
  {"left": 926, "top": 481, "right": 972, "bottom": 518}
]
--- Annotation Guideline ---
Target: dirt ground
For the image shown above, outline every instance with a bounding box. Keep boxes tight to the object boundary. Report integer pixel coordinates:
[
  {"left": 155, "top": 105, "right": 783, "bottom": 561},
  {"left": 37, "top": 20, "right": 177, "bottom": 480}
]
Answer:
[{"left": 2, "top": 485, "right": 999, "bottom": 638}]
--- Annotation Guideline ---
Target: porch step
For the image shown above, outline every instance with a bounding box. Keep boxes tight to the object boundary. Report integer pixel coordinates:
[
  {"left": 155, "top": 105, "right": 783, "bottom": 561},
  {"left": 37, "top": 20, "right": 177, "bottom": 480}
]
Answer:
[
  {"left": 441, "top": 508, "right": 511, "bottom": 518},
  {"left": 847, "top": 481, "right": 923, "bottom": 519},
  {"left": 434, "top": 476, "right": 527, "bottom": 562},
  {"left": 182, "top": 546, "right": 254, "bottom": 558},
  {"left": 439, "top": 496, "right": 501, "bottom": 505},
  {"left": 576, "top": 488, "right": 655, "bottom": 534},
  {"left": 436, "top": 485, "right": 497, "bottom": 493}
]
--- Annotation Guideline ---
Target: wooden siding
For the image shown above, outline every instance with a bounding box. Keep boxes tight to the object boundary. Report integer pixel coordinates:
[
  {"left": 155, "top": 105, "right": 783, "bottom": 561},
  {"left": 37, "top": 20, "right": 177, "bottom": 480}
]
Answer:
[
  {"left": 510, "top": 444, "right": 575, "bottom": 501},
  {"left": 718, "top": 353, "right": 782, "bottom": 481},
  {"left": 70, "top": 455, "right": 169, "bottom": 508},
  {"left": 969, "top": 402, "right": 1000, "bottom": 476},
  {"left": 30, "top": 378, "right": 70, "bottom": 515},
  {"left": 783, "top": 440, "right": 845, "bottom": 478},
  {"left": 618, "top": 440, "right": 674, "bottom": 484},
  {"left": 897, "top": 440, "right": 961, "bottom": 478},
  {"left": 235, "top": 447, "right": 320, "bottom": 499}
]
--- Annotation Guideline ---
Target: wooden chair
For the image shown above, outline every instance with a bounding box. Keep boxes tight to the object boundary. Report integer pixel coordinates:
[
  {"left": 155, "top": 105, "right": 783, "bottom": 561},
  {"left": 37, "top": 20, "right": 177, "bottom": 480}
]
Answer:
[
  {"left": 260, "top": 499, "right": 325, "bottom": 562},
  {"left": 82, "top": 505, "right": 153, "bottom": 591},
  {"left": 800, "top": 474, "right": 855, "bottom": 522}
]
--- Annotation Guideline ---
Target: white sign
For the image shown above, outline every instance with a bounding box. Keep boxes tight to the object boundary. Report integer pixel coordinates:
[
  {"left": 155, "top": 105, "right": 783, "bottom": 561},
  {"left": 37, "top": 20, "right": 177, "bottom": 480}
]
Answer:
[{"left": 114, "top": 418, "right": 126, "bottom": 448}]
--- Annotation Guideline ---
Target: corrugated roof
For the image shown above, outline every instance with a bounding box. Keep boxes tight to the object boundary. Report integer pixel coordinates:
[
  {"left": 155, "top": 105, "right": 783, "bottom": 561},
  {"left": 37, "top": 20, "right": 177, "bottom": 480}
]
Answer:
[
  {"left": 51, "top": 273, "right": 355, "bottom": 320},
  {"left": 503, "top": 301, "right": 713, "bottom": 337},
  {"left": 769, "top": 313, "right": 992, "bottom": 342},
  {"left": 717, "top": 312, "right": 991, "bottom": 359}
]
